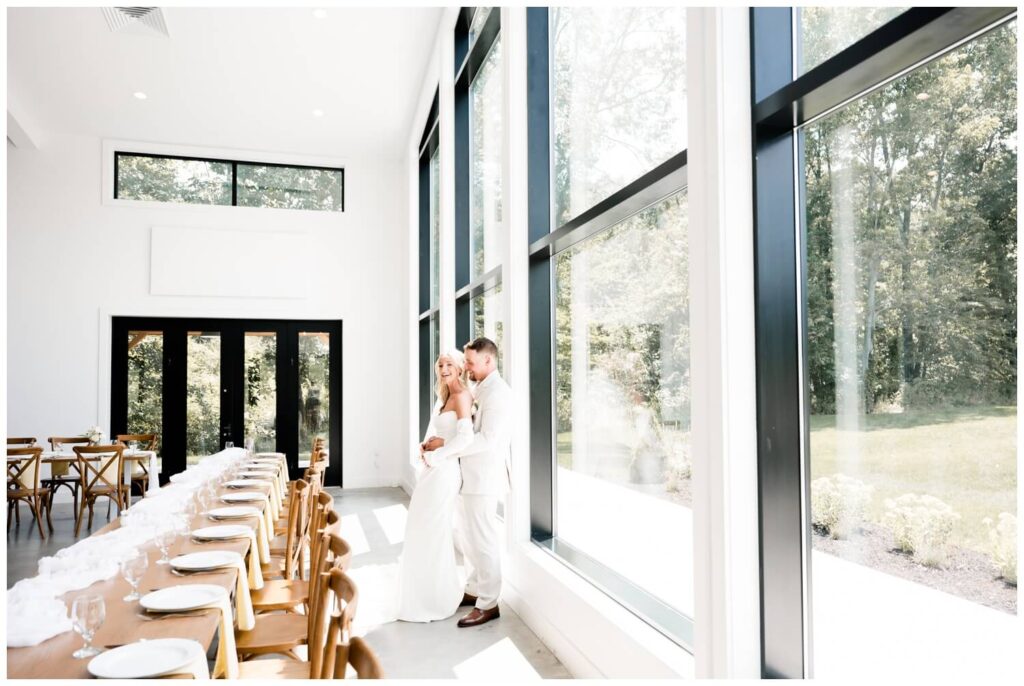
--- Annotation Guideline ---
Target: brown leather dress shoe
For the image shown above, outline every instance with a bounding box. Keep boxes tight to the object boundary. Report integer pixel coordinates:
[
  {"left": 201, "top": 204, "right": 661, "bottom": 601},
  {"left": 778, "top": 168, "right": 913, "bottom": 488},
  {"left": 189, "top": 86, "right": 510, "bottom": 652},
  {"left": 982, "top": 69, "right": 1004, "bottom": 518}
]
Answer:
[
  {"left": 460, "top": 593, "right": 478, "bottom": 607},
  {"left": 457, "top": 606, "right": 500, "bottom": 628}
]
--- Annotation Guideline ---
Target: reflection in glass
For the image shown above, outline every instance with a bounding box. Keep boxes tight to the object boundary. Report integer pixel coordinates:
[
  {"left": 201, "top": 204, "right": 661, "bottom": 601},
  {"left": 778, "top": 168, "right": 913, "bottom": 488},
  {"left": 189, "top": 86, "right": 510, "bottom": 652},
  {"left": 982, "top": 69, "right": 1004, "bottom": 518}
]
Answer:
[
  {"left": 804, "top": 22, "right": 1017, "bottom": 676},
  {"left": 244, "top": 332, "right": 277, "bottom": 453},
  {"left": 798, "top": 7, "right": 908, "bottom": 74},
  {"left": 298, "top": 332, "right": 330, "bottom": 464},
  {"left": 469, "top": 7, "right": 491, "bottom": 45},
  {"left": 186, "top": 331, "right": 221, "bottom": 465},
  {"left": 554, "top": 190, "right": 691, "bottom": 614},
  {"left": 471, "top": 283, "right": 504, "bottom": 376},
  {"left": 429, "top": 149, "right": 441, "bottom": 307},
  {"left": 470, "top": 36, "right": 503, "bottom": 281},
  {"left": 236, "top": 164, "right": 343, "bottom": 211},
  {"left": 127, "top": 331, "right": 162, "bottom": 452},
  {"left": 551, "top": 7, "right": 686, "bottom": 227},
  {"left": 116, "top": 154, "right": 231, "bottom": 205}
]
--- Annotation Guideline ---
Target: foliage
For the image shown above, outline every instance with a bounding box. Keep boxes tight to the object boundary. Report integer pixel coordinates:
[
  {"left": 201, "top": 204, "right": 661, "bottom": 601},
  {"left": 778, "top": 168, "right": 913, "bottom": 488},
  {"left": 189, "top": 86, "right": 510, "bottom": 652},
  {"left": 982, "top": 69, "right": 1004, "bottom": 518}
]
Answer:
[
  {"left": 811, "top": 474, "right": 873, "bottom": 539},
  {"left": 983, "top": 512, "right": 1017, "bottom": 585},
  {"left": 804, "top": 22, "right": 1017, "bottom": 415},
  {"left": 127, "top": 334, "right": 163, "bottom": 443},
  {"left": 883, "top": 493, "right": 961, "bottom": 567}
]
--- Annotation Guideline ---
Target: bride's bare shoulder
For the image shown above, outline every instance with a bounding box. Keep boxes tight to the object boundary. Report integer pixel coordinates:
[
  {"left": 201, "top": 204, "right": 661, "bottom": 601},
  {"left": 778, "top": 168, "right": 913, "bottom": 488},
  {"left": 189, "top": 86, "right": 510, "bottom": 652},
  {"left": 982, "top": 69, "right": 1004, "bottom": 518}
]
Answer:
[{"left": 451, "top": 387, "right": 473, "bottom": 416}]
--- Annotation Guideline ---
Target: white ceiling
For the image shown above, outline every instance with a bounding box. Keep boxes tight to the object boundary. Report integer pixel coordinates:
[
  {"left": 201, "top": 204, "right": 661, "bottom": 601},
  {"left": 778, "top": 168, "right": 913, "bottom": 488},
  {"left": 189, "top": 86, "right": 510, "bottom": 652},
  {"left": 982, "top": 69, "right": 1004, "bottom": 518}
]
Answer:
[{"left": 7, "top": 6, "right": 442, "bottom": 159}]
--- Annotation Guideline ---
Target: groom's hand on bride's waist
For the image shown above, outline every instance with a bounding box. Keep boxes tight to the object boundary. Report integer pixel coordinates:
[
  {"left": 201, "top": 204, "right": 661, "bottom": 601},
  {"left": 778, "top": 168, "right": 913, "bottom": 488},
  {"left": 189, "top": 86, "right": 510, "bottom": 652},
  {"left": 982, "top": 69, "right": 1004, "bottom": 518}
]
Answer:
[{"left": 423, "top": 436, "right": 445, "bottom": 451}]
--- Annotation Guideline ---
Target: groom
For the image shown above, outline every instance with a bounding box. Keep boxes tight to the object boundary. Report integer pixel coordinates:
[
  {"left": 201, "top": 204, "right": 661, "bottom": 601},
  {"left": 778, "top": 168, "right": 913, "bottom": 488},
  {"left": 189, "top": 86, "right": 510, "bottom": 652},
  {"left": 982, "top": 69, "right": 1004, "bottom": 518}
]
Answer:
[{"left": 422, "top": 336, "right": 511, "bottom": 628}]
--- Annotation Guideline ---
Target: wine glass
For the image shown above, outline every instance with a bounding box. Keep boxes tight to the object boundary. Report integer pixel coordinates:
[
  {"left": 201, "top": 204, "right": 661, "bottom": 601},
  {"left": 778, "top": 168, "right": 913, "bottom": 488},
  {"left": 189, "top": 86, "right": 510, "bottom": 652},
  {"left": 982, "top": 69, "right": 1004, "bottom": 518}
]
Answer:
[
  {"left": 154, "top": 527, "right": 176, "bottom": 565},
  {"left": 128, "top": 440, "right": 139, "bottom": 454},
  {"left": 54, "top": 440, "right": 64, "bottom": 455},
  {"left": 225, "top": 441, "right": 235, "bottom": 450},
  {"left": 120, "top": 549, "right": 148, "bottom": 601},
  {"left": 70, "top": 595, "right": 105, "bottom": 659}
]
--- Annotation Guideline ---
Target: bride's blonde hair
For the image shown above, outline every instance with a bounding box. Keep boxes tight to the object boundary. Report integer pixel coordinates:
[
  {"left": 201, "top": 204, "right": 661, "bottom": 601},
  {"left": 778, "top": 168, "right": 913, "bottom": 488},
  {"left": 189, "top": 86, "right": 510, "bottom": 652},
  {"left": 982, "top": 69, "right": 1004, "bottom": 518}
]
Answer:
[{"left": 435, "top": 350, "right": 468, "bottom": 408}]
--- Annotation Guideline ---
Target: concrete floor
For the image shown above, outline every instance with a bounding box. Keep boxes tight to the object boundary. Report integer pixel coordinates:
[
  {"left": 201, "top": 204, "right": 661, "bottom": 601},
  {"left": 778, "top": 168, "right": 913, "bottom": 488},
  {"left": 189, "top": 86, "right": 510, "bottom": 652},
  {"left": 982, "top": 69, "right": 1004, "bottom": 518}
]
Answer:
[{"left": 6, "top": 486, "right": 571, "bottom": 679}]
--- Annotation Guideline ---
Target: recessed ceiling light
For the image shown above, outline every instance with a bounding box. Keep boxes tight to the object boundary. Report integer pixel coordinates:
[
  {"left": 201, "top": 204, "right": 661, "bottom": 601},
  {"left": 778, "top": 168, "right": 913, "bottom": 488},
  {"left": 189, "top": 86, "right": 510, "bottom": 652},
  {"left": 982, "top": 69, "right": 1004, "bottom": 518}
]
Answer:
[
  {"left": 133, "top": 91, "right": 148, "bottom": 100},
  {"left": 312, "top": 109, "right": 324, "bottom": 117},
  {"left": 313, "top": 9, "right": 328, "bottom": 19}
]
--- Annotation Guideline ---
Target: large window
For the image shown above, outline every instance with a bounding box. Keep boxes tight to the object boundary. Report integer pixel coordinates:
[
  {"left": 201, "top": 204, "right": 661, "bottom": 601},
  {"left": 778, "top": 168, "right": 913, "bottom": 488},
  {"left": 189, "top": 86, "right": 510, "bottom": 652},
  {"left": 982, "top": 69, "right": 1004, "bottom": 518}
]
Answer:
[
  {"left": 751, "top": 7, "right": 1017, "bottom": 678},
  {"left": 114, "top": 152, "right": 344, "bottom": 211},
  {"left": 528, "top": 6, "right": 691, "bottom": 648},
  {"left": 418, "top": 90, "right": 441, "bottom": 436},
  {"left": 455, "top": 7, "right": 504, "bottom": 353}
]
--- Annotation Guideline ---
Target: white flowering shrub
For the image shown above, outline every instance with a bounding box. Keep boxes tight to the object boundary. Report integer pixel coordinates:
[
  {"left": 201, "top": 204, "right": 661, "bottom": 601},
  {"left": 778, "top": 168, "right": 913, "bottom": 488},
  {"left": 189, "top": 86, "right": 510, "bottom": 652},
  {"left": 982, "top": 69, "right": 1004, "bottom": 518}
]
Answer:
[
  {"left": 883, "top": 494, "right": 960, "bottom": 567},
  {"left": 662, "top": 432, "right": 691, "bottom": 493},
  {"left": 983, "top": 513, "right": 1017, "bottom": 585},
  {"left": 811, "top": 474, "right": 873, "bottom": 539}
]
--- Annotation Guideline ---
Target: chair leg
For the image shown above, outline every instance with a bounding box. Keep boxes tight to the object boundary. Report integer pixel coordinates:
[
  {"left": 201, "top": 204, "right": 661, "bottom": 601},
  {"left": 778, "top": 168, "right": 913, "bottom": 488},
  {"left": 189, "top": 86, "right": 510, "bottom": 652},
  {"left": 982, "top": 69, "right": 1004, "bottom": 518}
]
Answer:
[
  {"left": 32, "top": 497, "right": 46, "bottom": 540},
  {"left": 14, "top": 501, "right": 20, "bottom": 525},
  {"left": 46, "top": 490, "right": 55, "bottom": 532},
  {"left": 87, "top": 499, "right": 95, "bottom": 531},
  {"left": 74, "top": 497, "right": 86, "bottom": 537},
  {"left": 7, "top": 501, "right": 13, "bottom": 532}
]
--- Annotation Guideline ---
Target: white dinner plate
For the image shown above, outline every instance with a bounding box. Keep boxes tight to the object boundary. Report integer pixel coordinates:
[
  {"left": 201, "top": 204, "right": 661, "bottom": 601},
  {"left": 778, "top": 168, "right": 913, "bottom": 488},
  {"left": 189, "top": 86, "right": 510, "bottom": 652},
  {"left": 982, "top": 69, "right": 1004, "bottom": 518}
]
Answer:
[
  {"left": 139, "top": 584, "right": 226, "bottom": 613},
  {"left": 170, "top": 550, "right": 241, "bottom": 572},
  {"left": 220, "top": 491, "right": 265, "bottom": 503},
  {"left": 207, "top": 505, "right": 261, "bottom": 520},
  {"left": 240, "top": 470, "right": 276, "bottom": 478},
  {"left": 88, "top": 638, "right": 205, "bottom": 679},
  {"left": 190, "top": 524, "right": 251, "bottom": 540},
  {"left": 222, "top": 479, "right": 264, "bottom": 489}
]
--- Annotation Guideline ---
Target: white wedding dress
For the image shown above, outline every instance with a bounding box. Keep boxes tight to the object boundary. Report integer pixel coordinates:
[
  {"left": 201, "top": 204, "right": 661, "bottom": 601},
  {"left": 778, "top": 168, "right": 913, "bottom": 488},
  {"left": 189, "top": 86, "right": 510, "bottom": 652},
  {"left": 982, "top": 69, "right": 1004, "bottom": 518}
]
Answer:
[{"left": 347, "top": 409, "right": 465, "bottom": 628}]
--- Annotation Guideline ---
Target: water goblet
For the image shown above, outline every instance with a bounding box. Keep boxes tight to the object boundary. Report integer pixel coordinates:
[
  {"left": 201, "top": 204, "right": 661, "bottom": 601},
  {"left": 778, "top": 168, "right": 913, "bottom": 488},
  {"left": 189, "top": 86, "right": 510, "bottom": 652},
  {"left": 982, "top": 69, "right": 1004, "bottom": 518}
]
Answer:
[
  {"left": 120, "top": 549, "right": 148, "bottom": 602},
  {"left": 154, "top": 527, "right": 176, "bottom": 565},
  {"left": 128, "top": 440, "right": 139, "bottom": 454},
  {"left": 70, "top": 595, "right": 105, "bottom": 659},
  {"left": 225, "top": 441, "right": 235, "bottom": 450}
]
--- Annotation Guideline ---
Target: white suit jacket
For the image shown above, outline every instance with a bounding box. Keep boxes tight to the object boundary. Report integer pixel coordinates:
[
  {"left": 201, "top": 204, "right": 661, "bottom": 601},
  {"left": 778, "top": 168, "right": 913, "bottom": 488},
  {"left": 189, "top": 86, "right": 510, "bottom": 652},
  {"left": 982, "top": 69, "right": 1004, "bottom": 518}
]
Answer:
[{"left": 427, "top": 371, "right": 511, "bottom": 496}]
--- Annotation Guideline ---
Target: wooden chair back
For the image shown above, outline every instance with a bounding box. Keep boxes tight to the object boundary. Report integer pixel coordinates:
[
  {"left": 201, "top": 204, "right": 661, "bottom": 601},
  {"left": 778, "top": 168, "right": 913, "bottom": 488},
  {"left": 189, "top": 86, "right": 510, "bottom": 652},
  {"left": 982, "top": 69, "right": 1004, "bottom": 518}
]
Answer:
[
  {"left": 6, "top": 437, "right": 37, "bottom": 448},
  {"left": 115, "top": 434, "right": 159, "bottom": 450},
  {"left": 7, "top": 447, "right": 43, "bottom": 493},
  {"left": 283, "top": 479, "right": 311, "bottom": 579},
  {"left": 308, "top": 491, "right": 335, "bottom": 567},
  {"left": 47, "top": 437, "right": 92, "bottom": 477},
  {"left": 331, "top": 637, "right": 382, "bottom": 679},
  {"left": 319, "top": 568, "right": 363, "bottom": 678},
  {"left": 73, "top": 445, "right": 125, "bottom": 496}
]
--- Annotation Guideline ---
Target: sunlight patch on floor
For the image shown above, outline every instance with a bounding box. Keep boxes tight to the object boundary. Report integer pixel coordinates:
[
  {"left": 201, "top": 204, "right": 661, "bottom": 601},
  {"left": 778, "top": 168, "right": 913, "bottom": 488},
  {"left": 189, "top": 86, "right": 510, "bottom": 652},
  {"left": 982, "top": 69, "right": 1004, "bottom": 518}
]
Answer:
[
  {"left": 452, "top": 637, "right": 542, "bottom": 680},
  {"left": 372, "top": 503, "right": 409, "bottom": 546},
  {"left": 340, "top": 513, "right": 371, "bottom": 556}
]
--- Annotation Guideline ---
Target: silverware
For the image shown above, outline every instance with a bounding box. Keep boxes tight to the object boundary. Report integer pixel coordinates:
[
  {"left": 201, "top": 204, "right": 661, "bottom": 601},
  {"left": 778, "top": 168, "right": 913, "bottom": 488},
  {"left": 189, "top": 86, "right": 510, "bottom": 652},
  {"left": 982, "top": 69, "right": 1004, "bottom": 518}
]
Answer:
[
  {"left": 170, "top": 568, "right": 230, "bottom": 577},
  {"left": 135, "top": 609, "right": 214, "bottom": 622}
]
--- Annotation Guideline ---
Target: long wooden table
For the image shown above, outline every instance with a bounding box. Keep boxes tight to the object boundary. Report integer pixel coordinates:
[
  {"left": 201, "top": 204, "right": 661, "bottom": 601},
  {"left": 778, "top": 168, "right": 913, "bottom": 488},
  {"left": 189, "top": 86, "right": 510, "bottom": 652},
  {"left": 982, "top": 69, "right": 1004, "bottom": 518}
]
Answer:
[{"left": 6, "top": 478, "right": 272, "bottom": 679}]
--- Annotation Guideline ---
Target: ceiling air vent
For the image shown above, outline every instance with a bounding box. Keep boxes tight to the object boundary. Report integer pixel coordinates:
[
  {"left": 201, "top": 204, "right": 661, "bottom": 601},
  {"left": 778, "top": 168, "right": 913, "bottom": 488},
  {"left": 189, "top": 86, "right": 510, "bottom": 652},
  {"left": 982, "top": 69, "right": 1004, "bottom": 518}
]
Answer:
[{"left": 101, "top": 7, "right": 170, "bottom": 37}]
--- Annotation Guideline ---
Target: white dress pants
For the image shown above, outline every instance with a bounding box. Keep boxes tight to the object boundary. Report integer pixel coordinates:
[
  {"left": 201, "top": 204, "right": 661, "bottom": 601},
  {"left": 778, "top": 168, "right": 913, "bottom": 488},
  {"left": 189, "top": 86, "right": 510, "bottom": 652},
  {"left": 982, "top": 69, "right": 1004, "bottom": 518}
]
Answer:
[{"left": 459, "top": 494, "right": 501, "bottom": 610}]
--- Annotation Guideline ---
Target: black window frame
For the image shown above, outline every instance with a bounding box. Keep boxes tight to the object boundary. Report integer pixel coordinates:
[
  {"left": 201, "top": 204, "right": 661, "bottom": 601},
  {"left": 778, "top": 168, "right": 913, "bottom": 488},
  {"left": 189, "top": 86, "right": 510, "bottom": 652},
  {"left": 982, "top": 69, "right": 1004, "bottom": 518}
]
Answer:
[
  {"left": 454, "top": 6, "right": 503, "bottom": 350},
  {"left": 113, "top": 151, "right": 346, "bottom": 212},
  {"left": 749, "top": 6, "right": 1017, "bottom": 678},
  {"left": 418, "top": 89, "right": 441, "bottom": 438},
  {"left": 525, "top": 6, "right": 693, "bottom": 651}
]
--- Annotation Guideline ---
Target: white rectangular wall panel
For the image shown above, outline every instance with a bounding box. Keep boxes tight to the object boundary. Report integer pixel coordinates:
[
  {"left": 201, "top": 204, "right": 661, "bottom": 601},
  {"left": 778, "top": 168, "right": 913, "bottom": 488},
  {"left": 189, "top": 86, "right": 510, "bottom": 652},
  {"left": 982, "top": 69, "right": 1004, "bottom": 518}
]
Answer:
[{"left": 150, "top": 226, "right": 310, "bottom": 299}]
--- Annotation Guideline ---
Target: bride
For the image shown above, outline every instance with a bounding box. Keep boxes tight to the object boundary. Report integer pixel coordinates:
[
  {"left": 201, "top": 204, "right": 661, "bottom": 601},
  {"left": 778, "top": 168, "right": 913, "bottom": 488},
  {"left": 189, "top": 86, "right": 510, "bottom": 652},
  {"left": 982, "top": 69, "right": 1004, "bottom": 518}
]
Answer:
[{"left": 395, "top": 349, "right": 474, "bottom": 622}]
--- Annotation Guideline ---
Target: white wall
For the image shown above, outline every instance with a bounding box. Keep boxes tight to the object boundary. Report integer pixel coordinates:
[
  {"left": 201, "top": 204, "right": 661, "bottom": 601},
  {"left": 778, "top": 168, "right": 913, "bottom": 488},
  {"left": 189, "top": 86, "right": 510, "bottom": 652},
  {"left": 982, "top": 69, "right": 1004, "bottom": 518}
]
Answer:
[{"left": 6, "top": 132, "right": 409, "bottom": 488}]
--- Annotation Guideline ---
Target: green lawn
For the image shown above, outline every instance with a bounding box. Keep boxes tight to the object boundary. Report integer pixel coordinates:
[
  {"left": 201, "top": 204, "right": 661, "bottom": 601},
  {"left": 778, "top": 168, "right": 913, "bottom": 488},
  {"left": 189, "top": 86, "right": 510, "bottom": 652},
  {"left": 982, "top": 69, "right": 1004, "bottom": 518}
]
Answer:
[{"left": 810, "top": 405, "right": 1017, "bottom": 553}]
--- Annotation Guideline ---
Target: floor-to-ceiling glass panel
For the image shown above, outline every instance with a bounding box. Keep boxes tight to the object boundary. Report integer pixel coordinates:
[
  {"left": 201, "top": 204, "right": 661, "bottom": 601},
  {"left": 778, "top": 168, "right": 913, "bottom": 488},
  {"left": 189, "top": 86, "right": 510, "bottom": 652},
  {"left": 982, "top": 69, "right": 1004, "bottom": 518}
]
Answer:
[
  {"left": 298, "top": 331, "right": 330, "bottom": 464},
  {"left": 127, "top": 331, "right": 163, "bottom": 452},
  {"left": 470, "top": 34, "right": 503, "bottom": 281},
  {"left": 551, "top": 6, "right": 686, "bottom": 227},
  {"left": 244, "top": 331, "right": 277, "bottom": 453},
  {"left": 429, "top": 148, "right": 441, "bottom": 307},
  {"left": 554, "top": 189, "right": 691, "bottom": 615},
  {"left": 186, "top": 331, "right": 221, "bottom": 464},
  {"left": 804, "top": 21, "right": 1017, "bottom": 678},
  {"left": 797, "top": 7, "right": 908, "bottom": 75},
  {"left": 471, "top": 283, "right": 503, "bottom": 375}
]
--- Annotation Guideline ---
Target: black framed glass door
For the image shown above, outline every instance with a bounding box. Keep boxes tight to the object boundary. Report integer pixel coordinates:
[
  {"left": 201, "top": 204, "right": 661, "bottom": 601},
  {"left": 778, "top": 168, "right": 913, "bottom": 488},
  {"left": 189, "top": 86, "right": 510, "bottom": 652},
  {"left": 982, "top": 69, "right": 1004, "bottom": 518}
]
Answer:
[{"left": 111, "top": 317, "right": 342, "bottom": 486}]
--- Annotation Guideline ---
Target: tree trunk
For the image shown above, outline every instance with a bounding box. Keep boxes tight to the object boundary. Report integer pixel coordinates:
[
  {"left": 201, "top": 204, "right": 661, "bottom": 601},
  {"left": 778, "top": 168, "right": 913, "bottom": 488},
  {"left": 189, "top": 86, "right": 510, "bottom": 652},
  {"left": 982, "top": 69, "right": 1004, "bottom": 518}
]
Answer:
[{"left": 862, "top": 254, "right": 880, "bottom": 413}]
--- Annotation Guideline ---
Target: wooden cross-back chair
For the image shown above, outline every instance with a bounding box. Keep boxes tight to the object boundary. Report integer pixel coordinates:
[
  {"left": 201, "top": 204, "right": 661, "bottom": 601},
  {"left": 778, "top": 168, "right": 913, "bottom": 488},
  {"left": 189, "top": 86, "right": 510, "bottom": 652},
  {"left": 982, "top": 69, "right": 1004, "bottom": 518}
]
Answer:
[
  {"left": 6, "top": 437, "right": 37, "bottom": 447},
  {"left": 45, "top": 436, "right": 93, "bottom": 525},
  {"left": 73, "top": 444, "right": 125, "bottom": 536},
  {"left": 331, "top": 637, "right": 383, "bottom": 679},
  {"left": 237, "top": 531, "right": 354, "bottom": 665},
  {"left": 252, "top": 500, "right": 339, "bottom": 615},
  {"left": 116, "top": 433, "right": 158, "bottom": 501},
  {"left": 266, "top": 479, "right": 311, "bottom": 580},
  {"left": 7, "top": 447, "right": 48, "bottom": 539}
]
